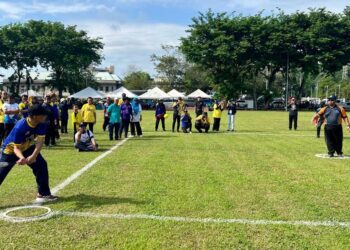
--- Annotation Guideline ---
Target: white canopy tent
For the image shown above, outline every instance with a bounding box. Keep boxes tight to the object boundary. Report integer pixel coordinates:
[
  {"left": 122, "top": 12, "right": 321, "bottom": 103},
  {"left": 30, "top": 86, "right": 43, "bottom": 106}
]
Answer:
[
  {"left": 106, "top": 86, "right": 138, "bottom": 99},
  {"left": 167, "top": 89, "right": 186, "bottom": 99},
  {"left": 139, "top": 87, "right": 170, "bottom": 99},
  {"left": 20, "top": 89, "right": 42, "bottom": 97},
  {"left": 187, "top": 89, "right": 211, "bottom": 99},
  {"left": 69, "top": 87, "right": 104, "bottom": 99}
]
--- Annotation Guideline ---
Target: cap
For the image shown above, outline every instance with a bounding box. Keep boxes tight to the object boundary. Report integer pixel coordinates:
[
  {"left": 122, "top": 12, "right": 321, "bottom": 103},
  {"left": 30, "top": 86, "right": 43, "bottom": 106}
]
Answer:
[
  {"left": 80, "top": 122, "right": 87, "bottom": 128},
  {"left": 328, "top": 95, "right": 336, "bottom": 101},
  {"left": 28, "top": 104, "right": 48, "bottom": 116}
]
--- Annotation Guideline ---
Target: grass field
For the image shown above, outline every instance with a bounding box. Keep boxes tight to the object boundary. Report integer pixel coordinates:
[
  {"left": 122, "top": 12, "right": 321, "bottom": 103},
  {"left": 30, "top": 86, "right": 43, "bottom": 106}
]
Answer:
[{"left": 1, "top": 110, "right": 350, "bottom": 249}]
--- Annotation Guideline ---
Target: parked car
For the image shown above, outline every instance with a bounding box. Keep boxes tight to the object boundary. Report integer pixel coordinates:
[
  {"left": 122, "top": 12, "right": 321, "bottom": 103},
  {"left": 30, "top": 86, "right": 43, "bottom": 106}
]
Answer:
[{"left": 236, "top": 100, "right": 248, "bottom": 109}]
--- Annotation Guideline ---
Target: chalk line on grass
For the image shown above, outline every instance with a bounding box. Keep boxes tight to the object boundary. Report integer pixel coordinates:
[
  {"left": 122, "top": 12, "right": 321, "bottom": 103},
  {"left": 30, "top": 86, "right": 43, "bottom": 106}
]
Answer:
[
  {"left": 49, "top": 138, "right": 129, "bottom": 196},
  {"left": 315, "top": 154, "right": 350, "bottom": 160}
]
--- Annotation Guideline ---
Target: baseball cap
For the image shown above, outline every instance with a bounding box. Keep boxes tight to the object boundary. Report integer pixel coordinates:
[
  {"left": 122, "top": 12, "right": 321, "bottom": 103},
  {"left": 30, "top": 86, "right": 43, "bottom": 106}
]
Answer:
[{"left": 328, "top": 95, "right": 336, "bottom": 101}]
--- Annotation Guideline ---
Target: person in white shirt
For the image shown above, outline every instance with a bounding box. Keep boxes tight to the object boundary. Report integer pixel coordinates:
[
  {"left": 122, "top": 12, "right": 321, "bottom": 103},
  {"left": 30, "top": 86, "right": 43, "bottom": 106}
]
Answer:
[
  {"left": 3, "top": 95, "right": 20, "bottom": 138},
  {"left": 130, "top": 98, "right": 143, "bottom": 137},
  {"left": 74, "top": 123, "right": 98, "bottom": 152}
]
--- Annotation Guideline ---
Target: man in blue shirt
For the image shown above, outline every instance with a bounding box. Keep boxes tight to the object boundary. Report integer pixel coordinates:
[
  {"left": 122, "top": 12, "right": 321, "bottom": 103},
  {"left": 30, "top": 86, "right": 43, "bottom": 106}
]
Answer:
[
  {"left": 107, "top": 98, "right": 121, "bottom": 140},
  {"left": 0, "top": 104, "right": 58, "bottom": 203}
]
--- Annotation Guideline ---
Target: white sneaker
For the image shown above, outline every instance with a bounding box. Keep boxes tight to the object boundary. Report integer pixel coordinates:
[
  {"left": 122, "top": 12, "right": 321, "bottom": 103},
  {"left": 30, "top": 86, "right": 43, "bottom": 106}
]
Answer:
[{"left": 35, "top": 194, "right": 59, "bottom": 203}]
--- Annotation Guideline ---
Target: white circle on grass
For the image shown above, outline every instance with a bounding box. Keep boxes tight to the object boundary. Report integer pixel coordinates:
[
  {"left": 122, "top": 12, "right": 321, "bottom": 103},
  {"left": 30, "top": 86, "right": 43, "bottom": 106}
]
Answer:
[
  {"left": 315, "top": 154, "right": 350, "bottom": 160},
  {"left": 0, "top": 205, "right": 53, "bottom": 223}
]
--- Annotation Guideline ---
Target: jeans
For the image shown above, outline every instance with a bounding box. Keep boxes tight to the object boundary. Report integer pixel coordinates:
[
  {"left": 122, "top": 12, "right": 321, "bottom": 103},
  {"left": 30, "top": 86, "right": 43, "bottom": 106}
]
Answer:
[{"left": 227, "top": 115, "right": 236, "bottom": 131}]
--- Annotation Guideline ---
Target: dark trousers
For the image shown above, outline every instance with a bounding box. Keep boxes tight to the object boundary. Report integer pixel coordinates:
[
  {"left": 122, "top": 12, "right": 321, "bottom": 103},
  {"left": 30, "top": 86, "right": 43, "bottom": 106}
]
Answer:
[
  {"left": 289, "top": 114, "right": 298, "bottom": 130},
  {"left": 212, "top": 118, "right": 221, "bottom": 131},
  {"left": 317, "top": 120, "right": 323, "bottom": 138},
  {"left": 45, "top": 123, "right": 56, "bottom": 146},
  {"left": 4, "top": 123, "right": 15, "bottom": 138},
  {"left": 0, "top": 123, "right": 5, "bottom": 145},
  {"left": 61, "top": 119, "right": 68, "bottom": 133},
  {"left": 83, "top": 122, "right": 94, "bottom": 133},
  {"left": 195, "top": 122, "right": 210, "bottom": 133},
  {"left": 130, "top": 122, "right": 142, "bottom": 136},
  {"left": 155, "top": 117, "right": 165, "bottom": 131},
  {"left": 0, "top": 145, "right": 51, "bottom": 195},
  {"left": 182, "top": 121, "right": 192, "bottom": 133},
  {"left": 119, "top": 119, "right": 130, "bottom": 138},
  {"left": 103, "top": 117, "right": 110, "bottom": 131},
  {"left": 172, "top": 115, "right": 180, "bottom": 132},
  {"left": 325, "top": 124, "right": 343, "bottom": 155},
  {"left": 109, "top": 122, "right": 120, "bottom": 140}
]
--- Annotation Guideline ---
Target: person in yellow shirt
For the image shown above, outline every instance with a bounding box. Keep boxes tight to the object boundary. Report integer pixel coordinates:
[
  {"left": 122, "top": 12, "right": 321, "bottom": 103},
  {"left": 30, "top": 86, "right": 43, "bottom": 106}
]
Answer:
[
  {"left": 19, "top": 95, "right": 30, "bottom": 119},
  {"left": 71, "top": 104, "right": 83, "bottom": 142},
  {"left": 212, "top": 100, "right": 225, "bottom": 131},
  {"left": 81, "top": 97, "right": 96, "bottom": 132},
  {"left": 195, "top": 112, "right": 210, "bottom": 133}
]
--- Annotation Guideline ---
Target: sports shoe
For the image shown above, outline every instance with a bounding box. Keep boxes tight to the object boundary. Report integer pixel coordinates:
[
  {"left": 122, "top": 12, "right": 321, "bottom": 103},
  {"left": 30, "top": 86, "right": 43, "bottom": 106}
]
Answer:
[
  {"left": 36, "top": 194, "right": 59, "bottom": 203},
  {"left": 328, "top": 154, "right": 334, "bottom": 158}
]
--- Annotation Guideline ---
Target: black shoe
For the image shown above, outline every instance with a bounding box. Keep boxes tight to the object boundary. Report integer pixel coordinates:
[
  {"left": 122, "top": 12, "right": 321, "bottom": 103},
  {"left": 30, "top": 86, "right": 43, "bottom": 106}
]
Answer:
[{"left": 328, "top": 154, "right": 334, "bottom": 158}]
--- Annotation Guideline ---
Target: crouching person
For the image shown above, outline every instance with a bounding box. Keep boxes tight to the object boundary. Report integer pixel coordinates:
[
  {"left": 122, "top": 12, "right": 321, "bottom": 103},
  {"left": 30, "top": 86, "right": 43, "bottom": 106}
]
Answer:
[
  {"left": 0, "top": 104, "right": 58, "bottom": 203},
  {"left": 75, "top": 123, "right": 98, "bottom": 152},
  {"left": 181, "top": 110, "right": 192, "bottom": 133},
  {"left": 195, "top": 112, "right": 210, "bottom": 133}
]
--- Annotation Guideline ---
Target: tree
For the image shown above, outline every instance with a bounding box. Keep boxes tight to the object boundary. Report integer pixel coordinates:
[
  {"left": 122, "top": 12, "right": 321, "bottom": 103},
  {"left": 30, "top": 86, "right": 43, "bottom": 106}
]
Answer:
[
  {"left": 151, "top": 45, "right": 187, "bottom": 91},
  {"left": 123, "top": 71, "right": 152, "bottom": 90}
]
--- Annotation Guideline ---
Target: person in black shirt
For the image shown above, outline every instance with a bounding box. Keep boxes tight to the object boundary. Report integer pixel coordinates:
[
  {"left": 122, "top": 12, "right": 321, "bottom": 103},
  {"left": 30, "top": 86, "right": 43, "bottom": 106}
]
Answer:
[
  {"left": 288, "top": 97, "right": 299, "bottom": 130},
  {"left": 227, "top": 101, "right": 237, "bottom": 131},
  {"left": 172, "top": 99, "right": 181, "bottom": 132},
  {"left": 59, "top": 98, "right": 69, "bottom": 134},
  {"left": 195, "top": 97, "right": 204, "bottom": 117},
  {"left": 42, "top": 95, "right": 56, "bottom": 146}
]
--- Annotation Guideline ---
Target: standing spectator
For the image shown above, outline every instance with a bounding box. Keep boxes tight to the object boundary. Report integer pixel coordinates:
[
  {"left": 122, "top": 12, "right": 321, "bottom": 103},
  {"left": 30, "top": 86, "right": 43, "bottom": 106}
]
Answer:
[
  {"left": 75, "top": 123, "right": 98, "bottom": 152},
  {"left": 3, "top": 95, "right": 20, "bottom": 138},
  {"left": 288, "top": 97, "right": 299, "bottom": 130},
  {"left": 119, "top": 98, "right": 133, "bottom": 138},
  {"left": 51, "top": 95, "right": 60, "bottom": 140},
  {"left": 155, "top": 99, "right": 166, "bottom": 132},
  {"left": 212, "top": 100, "right": 224, "bottom": 131},
  {"left": 312, "top": 95, "right": 350, "bottom": 157},
  {"left": 181, "top": 110, "right": 192, "bottom": 133},
  {"left": 172, "top": 97, "right": 185, "bottom": 132},
  {"left": 107, "top": 98, "right": 121, "bottom": 141},
  {"left": 59, "top": 98, "right": 69, "bottom": 134},
  {"left": 195, "top": 96, "right": 204, "bottom": 117},
  {"left": 81, "top": 97, "right": 96, "bottom": 132},
  {"left": 71, "top": 105, "right": 83, "bottom": 142},
  {"left": 195, "top": 112, "right": 210, "bottom": 133},
  {"left": 227, "top": 101, "right": 237, "bottom": 132},
  {"left": 0, "top": 91, "right": 7, "bottom": 145},
  {"left": 42, "top": 96, "right": 56, "bottom": 146},
  {"left": 103, "top": 97, "right": 111, "bottom": 131},
  {"left": 118, "top": 93, "right": 127, "bottom": 136},
  {"left": 130, "top": 98, "right": 143, "bottom": 137},
  {"left": 19, "top": 95, "right": 30, "bottom": 119}
]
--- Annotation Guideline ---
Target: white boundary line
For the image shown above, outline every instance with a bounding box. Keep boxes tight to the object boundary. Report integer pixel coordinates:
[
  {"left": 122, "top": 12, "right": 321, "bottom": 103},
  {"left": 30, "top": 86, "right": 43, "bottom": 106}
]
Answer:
[
  {"left": 49, "top": 138, "right": 129, "bottom": 196},
  {"left": 49, "top": 211, "right": 350, "bottom": 228}
]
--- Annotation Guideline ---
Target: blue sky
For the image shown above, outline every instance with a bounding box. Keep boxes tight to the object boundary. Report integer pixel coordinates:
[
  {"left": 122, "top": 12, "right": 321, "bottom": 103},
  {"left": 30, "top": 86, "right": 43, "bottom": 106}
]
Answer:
[{"left": 0, "top": 0, "right": 349, "bottom": 78}]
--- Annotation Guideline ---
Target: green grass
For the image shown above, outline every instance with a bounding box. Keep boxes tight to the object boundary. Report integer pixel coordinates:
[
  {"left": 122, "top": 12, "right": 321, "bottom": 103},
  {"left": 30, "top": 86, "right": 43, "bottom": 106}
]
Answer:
[{"left": 1, "top": 110, "right": 350, "bottom": 249}]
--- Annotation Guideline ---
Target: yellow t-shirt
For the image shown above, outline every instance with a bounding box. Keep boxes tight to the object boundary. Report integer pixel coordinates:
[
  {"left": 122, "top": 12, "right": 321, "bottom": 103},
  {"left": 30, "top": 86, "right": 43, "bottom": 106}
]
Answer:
[
  {"left": 213, "top": 104, "right": 223, "bottom": 118},
  {"left": 81, "top": 104, "right": 96, "bottom": 123},
  {"left": 71, "top": 111, "right": 83, "bottom": 130},
  {"left": 0, "top": 100, "right": 4, "bottom": 123}
]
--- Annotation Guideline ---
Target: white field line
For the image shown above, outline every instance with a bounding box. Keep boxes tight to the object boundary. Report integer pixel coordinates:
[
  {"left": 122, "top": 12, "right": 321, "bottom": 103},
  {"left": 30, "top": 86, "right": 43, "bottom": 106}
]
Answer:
[
  {"left": 50, "top": 211, "right": 350, "bottom": 228},
  {"left": 49, "top": 138, "right": 129, "bottom": 196}
]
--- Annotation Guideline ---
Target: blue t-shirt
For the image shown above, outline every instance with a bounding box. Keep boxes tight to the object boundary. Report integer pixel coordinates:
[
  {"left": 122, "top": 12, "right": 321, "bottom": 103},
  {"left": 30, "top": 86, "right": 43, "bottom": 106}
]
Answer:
[{"left": 2, "top": 118, "right": 47, "bottom": 155}]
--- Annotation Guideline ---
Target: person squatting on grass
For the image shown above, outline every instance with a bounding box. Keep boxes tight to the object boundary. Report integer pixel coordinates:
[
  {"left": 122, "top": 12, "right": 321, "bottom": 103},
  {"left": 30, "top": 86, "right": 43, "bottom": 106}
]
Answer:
[
  {"left": 107, "top": 98, "right": 121, "bottom": 140},
  {"left": 212, "top": 100, "right": 225, "bottom": 132},
  {"left": 130, "top": 98, "right": 143, "bottom": 137},
  {"left": 119, "top": 98, "right": 133, "bottom": 138},
  {"left": 81, "top": 97, "right": 97, "bottom": 133},
  {"left": 0, "top": 104, "right": 58, "bottom": 203},
  {"left": 227, "top": 100, "right": 237, "bottom": 132},
  {"left": 195, "top": 112, "right": 210, "bottom": 133},
  {"left": 71, "top": 104, "right": 83, "bottom": 142},
  {"left": 312, "top": 95, "right": 350, "bottom": 157},
  {"left": 181, "top": 110, "right": 192, "bottom": 133},
  {"left": 155, "top": 99, "right": 166, "bottom": 132},
  {"left": 75, "top": 122, "right": 98, "bottom": 152},
  {"left": 288, "top": 97, "right": 299, "bottom": 130}
]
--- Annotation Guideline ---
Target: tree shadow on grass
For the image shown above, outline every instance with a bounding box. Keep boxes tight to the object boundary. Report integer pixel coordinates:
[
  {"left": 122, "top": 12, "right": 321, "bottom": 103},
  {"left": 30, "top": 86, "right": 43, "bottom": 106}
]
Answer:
[{"left": 56, "top": 194, "right": 149, "bottom": 210}]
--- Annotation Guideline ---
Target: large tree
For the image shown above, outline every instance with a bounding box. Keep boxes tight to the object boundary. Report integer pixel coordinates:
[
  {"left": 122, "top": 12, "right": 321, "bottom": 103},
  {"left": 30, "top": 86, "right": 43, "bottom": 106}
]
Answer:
[{"left": 123, "top": 71, "right": 152, "bottom": 90}]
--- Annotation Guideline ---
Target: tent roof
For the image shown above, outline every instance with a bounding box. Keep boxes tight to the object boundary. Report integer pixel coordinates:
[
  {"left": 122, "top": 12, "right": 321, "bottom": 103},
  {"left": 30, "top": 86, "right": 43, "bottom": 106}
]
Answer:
[
  {"left": 187, "top": 89, "right": 211, "bottom": 99},
  {"left": 19, "top": 89, "right": 42, "bottom": 97},
  {"left": 106, "top": 86, "right": 138, "bottom": 99},
  {"left": 167, "top": 89, "right": 186, "bottom": 98},
  {"left": 139, "top": 87, "right": 170, "bottom": 99},
  {"left": 69, "top": 87, "right": 104, "bottom": 99}
]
